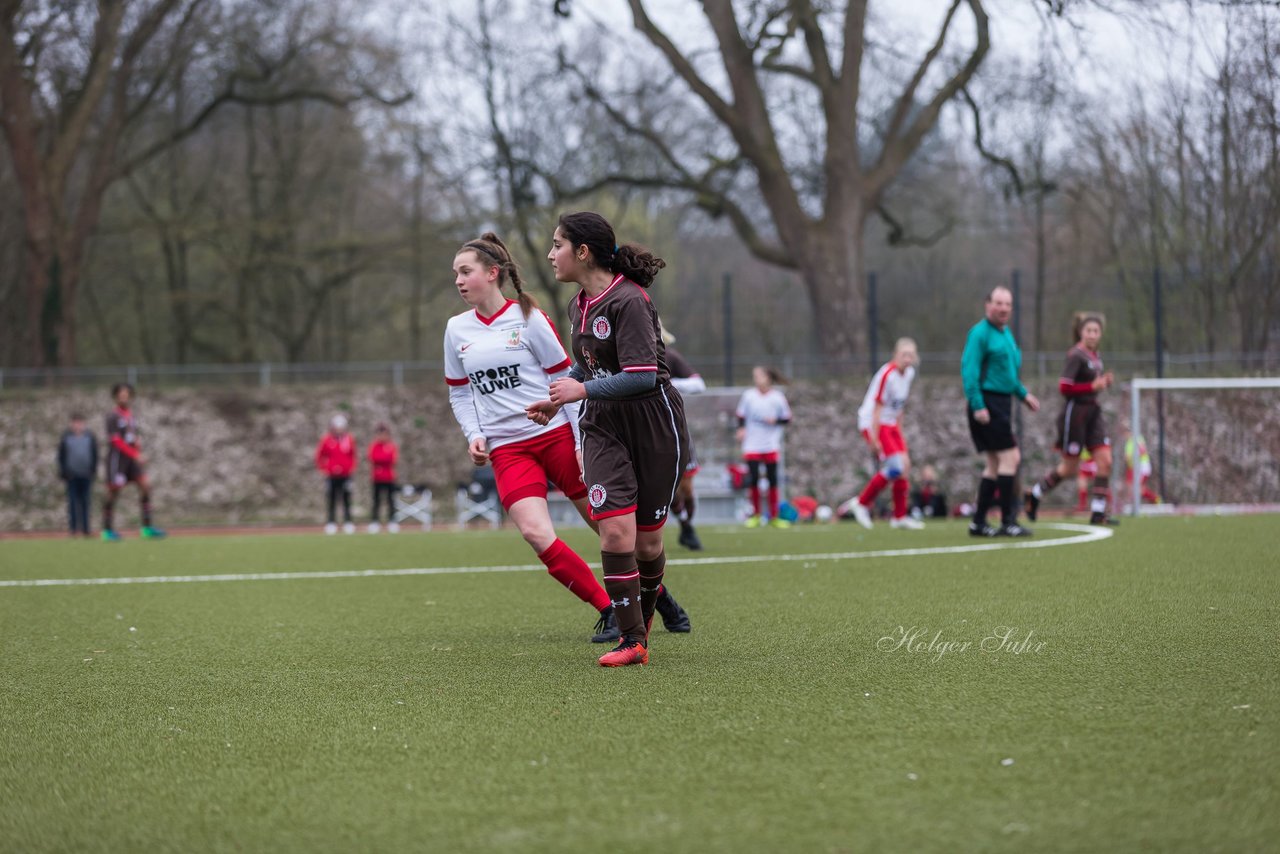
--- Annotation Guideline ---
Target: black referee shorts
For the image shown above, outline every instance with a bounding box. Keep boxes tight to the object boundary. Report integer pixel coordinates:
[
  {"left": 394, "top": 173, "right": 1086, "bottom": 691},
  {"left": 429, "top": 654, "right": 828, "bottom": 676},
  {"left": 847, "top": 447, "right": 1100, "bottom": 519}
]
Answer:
[{"left": 968, "top": 391, "right": 1017, "bottom": 453}]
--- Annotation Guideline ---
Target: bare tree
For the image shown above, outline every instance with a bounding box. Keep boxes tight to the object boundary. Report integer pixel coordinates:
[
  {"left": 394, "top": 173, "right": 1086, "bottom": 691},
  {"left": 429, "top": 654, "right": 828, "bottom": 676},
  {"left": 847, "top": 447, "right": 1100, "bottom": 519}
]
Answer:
[
  {"left": 551, "top": 1, "right": 992, "bottom": 362},
  {"left": 0, "top": 0, "right": 408, "bottom": 367}
]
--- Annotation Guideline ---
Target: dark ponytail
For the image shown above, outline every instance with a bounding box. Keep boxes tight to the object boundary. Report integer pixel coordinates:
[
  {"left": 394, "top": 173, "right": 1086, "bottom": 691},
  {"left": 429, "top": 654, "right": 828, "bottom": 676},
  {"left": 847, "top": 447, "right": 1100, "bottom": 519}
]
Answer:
[
  {"left": 460, "top": 231, "right": 538, "bottom": 318},
  {"left": 557, "top": 211, "right": 666, "bottom": 287}
]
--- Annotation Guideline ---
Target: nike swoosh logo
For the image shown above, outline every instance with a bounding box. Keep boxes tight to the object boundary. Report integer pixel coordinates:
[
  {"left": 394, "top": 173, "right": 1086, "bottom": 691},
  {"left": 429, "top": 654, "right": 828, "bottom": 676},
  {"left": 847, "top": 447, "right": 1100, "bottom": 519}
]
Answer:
[{"left": 460, "top": 343, "right": 473, "bottom": 352}]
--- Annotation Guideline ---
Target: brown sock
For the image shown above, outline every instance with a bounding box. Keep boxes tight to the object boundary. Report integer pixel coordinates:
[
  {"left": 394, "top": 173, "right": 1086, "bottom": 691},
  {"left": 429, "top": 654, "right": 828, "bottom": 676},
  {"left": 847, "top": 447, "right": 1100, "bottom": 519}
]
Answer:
[
  {"left": 601, "top": 551, "right": 644, "bottom": 644},
  {"left": 1091, "top": 475, "right": 1111, "bottom": 516},
  {"left": 637, "top": 551, "right": 667, "bottom": 631}
]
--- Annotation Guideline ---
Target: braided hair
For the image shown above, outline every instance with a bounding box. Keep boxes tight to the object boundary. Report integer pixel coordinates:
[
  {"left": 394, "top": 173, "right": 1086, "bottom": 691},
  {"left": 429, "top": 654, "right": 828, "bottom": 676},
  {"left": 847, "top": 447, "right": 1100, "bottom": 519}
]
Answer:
[
  {"left": 459, "top": 232, "right": 537, "bottom": 318},
  {"left": 556, "top": 211, "right": 666, "bottom": 287}
]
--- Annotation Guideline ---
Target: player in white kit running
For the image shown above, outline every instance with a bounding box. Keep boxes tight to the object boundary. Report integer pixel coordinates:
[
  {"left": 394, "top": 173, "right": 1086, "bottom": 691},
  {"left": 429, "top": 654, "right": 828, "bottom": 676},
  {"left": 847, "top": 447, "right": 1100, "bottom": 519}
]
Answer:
[
  {"left": 446, "top": 233, "right": 617, "bottom": 642},
  {"left": 842, "top": 338, "right": 923, "bottom": 530}
]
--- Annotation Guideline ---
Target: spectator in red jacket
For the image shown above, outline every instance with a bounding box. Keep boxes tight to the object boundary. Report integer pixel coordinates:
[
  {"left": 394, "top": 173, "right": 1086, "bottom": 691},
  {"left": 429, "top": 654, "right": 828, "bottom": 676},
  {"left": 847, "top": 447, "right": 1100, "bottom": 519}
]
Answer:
[
  {"left": 367, "top": 422, "right": 400, "bottom": 533},
  {"left": 316, "top": 414, "right": 357, "bottom": 534}
]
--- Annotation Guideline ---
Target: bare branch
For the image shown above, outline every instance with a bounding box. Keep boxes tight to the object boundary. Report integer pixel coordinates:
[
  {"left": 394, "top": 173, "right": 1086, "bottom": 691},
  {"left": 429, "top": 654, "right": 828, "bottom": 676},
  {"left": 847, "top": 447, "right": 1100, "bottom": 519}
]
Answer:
[
  {"left": 874, "top": 203, "right": 955, "bottom": 248},
  {"left": 868, "top": 0, "right": 990, "bottom": 197},
  {"left": 625, "top": 0, "right": 736, "bottom": 128},
  {"left": 959, "top": 86, "right": 1025, "bottom": 196},
  {"left": 881, "top": 0, "right": 963, "bottom": 147}
]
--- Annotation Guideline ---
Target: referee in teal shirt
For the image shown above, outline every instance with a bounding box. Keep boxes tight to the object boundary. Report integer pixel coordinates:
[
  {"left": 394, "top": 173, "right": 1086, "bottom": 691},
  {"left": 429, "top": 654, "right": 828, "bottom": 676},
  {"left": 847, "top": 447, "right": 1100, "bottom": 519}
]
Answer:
[{"left": 961, "top": 286, "right": 1040, "bottom": 536}]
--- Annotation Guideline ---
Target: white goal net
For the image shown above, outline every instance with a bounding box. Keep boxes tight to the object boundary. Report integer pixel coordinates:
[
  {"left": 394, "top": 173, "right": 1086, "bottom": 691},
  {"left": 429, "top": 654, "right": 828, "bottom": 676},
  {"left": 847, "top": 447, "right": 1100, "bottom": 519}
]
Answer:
[{"left": 1128, "top": 377, "right": 1280, "bottom": 515}]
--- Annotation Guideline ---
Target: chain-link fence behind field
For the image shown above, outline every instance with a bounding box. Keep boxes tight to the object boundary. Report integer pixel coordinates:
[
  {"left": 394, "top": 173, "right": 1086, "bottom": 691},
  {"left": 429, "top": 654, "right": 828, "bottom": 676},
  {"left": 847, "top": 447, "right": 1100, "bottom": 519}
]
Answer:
[{"left": 2, "top": 351, "right": 1277, "bottom": 390}]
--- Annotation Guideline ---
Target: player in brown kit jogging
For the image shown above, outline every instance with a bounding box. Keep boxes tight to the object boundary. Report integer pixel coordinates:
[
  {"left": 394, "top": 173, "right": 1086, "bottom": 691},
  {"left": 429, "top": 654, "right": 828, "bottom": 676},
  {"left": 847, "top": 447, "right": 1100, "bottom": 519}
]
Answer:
[
  {"left": 528, "top": 211, "right": 692, "bottom": 667},
  {"left": 1024, "top": 314, "right": 1116, "bottom": 525}
]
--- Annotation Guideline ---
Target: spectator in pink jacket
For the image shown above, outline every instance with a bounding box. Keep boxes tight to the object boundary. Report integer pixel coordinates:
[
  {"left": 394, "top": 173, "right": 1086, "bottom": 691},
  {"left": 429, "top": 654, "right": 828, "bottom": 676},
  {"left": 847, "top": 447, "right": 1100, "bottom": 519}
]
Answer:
[
  {"left": 366, "top": 422, "right": 400, "bottom": 533},
  {"left": 315, "top": 414, "right": 357, "bottom": 534}
]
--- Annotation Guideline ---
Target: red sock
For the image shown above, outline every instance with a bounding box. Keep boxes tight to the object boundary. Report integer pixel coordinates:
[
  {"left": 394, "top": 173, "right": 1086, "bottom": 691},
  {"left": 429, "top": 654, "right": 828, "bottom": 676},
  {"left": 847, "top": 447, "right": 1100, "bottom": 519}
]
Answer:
[
  {"left": 768, "top": 486, "right": 780, "bottom": 518},
  {"left": 859, "top": 473, "right": 888, "bottom": 506},
  {"left": 539, "top": 539, "right": 610, "bottom": 611},
  {"left": 749, "top": 485, "right": 761, "bottom": 515},
  {"left": 892, "top": 479, "right": 908, "bottom": 518},
  {"left": 1076, "top": 489, "right": 1088, "bottom": 511}
]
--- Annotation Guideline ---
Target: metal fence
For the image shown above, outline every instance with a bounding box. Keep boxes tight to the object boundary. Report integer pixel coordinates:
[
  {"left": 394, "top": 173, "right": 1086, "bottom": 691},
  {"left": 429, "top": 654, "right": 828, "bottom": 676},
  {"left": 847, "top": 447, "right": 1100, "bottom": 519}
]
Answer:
[{"left": 1, "top": 351, "right": 1277, "bottom": 390}]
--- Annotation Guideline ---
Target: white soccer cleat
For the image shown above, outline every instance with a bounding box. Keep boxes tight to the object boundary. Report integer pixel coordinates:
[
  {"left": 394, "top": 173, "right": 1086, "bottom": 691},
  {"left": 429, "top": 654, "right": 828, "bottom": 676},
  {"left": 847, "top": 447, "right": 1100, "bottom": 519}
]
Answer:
[
  {"left": 367, "top": 522, "right": 381, "bottom": 534},
  {"left": 342, "top": 522, "right": 355, "bottom": 535},
  {"left": 387, "top": 521, "right": 400, "bottom": 534},
  {"left": 324, "top": 523, "right": 337, "bottom": 535},
  {"left": 890, "top": 516, "right": 925, "bottom": 530},
  {"left": 851, "top": 501, "right": 873, "bottom": 530}
]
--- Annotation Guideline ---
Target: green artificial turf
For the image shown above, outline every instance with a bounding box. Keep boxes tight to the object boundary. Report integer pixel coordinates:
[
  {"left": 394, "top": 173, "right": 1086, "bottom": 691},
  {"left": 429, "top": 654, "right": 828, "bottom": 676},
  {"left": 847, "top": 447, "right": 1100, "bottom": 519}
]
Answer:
[{"left": 1, "top": 517, "right": 1276, "bottom": 853}]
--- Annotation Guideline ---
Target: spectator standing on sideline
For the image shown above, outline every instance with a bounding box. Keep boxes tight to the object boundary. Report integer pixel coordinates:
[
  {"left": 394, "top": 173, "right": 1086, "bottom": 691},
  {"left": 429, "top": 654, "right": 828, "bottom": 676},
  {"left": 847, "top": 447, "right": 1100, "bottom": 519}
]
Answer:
[
  {"left": 316, "top": 414, "right": 357, "bottom": 534},
  {"left": 57, "top": 414, "right": 98, "bottom": 537},
  {"left": 1122, "top": 425, "right": 1162, "bottom": 506},
  {"left": 961, "top": 286, "right": 1040, "bottom": 537},
  {"left": 910, "top": 464, "right": 948, "bottom": 519},
  {"left": 367, "top": 422, "right": 400, "bottom": 533},
  {"left": 101, "top": 383, "right": 166, "bottom": 542}
]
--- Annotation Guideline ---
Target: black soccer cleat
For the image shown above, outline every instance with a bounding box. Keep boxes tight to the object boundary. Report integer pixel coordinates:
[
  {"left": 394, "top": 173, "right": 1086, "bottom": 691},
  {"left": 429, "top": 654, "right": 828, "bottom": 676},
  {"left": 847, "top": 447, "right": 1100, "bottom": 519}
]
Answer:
[
  {"left": 677, "top": 520, "right": 703, "bottom": 551},
  {"left": 591, "top": 606, "right": 620, "bottom": 644},
  {"left": 1023, "top": 490, "right": 1040, "bottom": 522},
  {"left": 968, "top": 521, "right": 999, "bottom": 538},
  {"left": 996, "top": 523, "right": 1034, "bottom": 537},
  {"left": 1090, "top": 512, "right": 1120, "bottom": 527},
  {"left": 655, "top": 588, "right": 691, "bottom": 633}
]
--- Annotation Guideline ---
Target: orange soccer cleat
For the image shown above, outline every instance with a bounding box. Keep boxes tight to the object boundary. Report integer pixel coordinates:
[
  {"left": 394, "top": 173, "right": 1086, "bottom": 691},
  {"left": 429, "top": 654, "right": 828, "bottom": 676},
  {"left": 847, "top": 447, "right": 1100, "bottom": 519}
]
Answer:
[{"left": 598, "top": 638, "right": 649, "bottom": 667}]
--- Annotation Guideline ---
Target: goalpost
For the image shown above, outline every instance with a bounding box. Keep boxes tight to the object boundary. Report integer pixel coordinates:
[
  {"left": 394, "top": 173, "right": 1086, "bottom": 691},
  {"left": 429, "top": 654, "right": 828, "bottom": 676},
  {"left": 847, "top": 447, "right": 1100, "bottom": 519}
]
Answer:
[{"left": 1128, "top": 377, "right": 1280, "bottom": 516}]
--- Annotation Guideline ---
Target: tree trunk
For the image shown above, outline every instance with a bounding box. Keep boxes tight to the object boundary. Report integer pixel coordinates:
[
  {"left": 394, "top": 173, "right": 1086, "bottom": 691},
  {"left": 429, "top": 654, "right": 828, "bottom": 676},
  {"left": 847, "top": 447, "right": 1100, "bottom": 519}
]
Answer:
[{"left": 795, "top": 220, "right": 867, "bottom": 369}]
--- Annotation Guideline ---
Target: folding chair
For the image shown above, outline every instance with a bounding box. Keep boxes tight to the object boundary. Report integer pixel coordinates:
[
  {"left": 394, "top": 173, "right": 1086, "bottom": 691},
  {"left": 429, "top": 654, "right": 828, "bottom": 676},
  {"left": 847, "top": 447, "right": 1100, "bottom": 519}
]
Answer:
[
  {"left": 456, "top": 466, "right": 502, "bottom": 529},
  {"left": 393, "top": 483, "right": 434, "bottom": 530}
]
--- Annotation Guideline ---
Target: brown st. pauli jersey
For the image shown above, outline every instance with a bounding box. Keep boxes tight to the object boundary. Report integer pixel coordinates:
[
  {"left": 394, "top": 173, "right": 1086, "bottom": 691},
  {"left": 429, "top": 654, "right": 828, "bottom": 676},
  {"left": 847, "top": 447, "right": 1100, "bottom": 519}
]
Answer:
[
  {"left": 568, "top": 274, "right": 671, "bottom": 391},
  {"left": 1060, "top": 345, "right": 1104, "bottom": 404}
]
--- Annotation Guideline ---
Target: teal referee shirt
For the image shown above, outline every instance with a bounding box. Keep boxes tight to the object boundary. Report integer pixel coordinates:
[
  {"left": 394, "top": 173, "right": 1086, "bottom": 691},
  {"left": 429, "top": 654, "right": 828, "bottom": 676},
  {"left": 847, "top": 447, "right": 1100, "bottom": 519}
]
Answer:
[{"left": 961, "top": 318, "right": 1028, "bottom": 411}]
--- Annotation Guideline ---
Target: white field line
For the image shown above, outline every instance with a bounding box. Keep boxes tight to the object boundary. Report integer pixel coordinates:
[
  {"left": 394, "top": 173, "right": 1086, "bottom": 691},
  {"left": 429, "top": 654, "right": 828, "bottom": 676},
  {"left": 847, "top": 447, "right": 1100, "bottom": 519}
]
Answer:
[{"left": 0, "top": 523, "right": 1111, "bottom": 589}]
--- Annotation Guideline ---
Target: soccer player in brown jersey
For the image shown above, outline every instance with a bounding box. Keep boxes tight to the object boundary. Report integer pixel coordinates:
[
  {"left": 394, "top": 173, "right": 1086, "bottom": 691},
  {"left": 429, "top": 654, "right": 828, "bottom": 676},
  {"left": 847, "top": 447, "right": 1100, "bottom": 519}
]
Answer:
[
  {"left": 1024, "top": 314, "right": 1117, "bottom": 525},
  {"left": 664, "top": 339, "right": 705, "bottom": 553},
  {"left": 101, "top": 383, "right": 166, "bottom": 541},
  {"left": 527, "top": 211, "right": 692, "bottom": 667},
  {"left": 451, "top": 232, "right": 689, "bottom": 645}
]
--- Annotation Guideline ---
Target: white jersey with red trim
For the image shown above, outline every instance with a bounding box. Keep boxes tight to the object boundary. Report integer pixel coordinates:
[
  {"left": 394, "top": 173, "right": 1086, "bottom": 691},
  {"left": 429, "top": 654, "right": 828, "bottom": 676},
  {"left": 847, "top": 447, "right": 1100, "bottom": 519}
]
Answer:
[
  {"left": 443, "top": 301, "right": 574, "bottom": 450},
  {"left": 736, "top": 387, "right": 792, "bottom": 455},
  {"left": 857, "top": 363, "right": 915, "bottom": 430}
]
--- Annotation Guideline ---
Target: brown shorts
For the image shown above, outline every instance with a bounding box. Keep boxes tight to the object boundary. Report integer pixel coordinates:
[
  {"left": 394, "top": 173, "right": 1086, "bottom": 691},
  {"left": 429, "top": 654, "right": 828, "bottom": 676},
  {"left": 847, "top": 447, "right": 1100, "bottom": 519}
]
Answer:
[
  {"left": 580, "top": 383, "right": 690, "bottom": 530},
  {"left": 107, "top": 452, "right": 144, "bottom": 487},
  {"left": 1055, "top": 400, "right": 1109, "bottom": 457}
]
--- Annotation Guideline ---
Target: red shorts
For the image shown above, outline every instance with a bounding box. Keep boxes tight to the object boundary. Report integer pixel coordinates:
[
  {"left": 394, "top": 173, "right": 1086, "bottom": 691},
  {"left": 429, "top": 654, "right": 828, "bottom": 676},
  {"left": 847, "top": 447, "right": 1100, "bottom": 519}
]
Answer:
[
  {"left": 488, "top": 424, "right": 587, "bottom": 510},
  {"left": 743, "top": 451, "right": 780, "bottom": 463},
  {"left": 860, "top": 424, "right": 907, "bottom": 458}
]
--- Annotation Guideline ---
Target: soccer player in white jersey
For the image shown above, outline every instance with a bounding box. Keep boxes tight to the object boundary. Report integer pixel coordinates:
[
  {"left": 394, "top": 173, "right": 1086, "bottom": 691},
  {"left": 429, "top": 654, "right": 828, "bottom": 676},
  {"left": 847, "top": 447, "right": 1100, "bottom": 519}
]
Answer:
[
  {"left": 735, "top": 365, "right": 793, "bottom": 528},
  {"left": 445, "top": 233, "right": 618, "bottom": 642},
  {"left": 843, "top": 338, "right": 923, "bottom": 530},
  {"left": 446, "top": 232, "right": 689, "bottom": 645}
]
